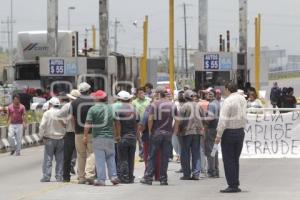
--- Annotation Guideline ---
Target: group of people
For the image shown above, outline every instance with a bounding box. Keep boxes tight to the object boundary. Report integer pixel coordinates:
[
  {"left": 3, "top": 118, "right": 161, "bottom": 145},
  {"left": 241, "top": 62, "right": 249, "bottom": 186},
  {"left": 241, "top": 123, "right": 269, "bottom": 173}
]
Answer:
[
  {"left": 270, "top": 82, "right": 297, "bottom": 110},
  {"left": 7, "top": 80, "right": 248, "bottom": 193}
]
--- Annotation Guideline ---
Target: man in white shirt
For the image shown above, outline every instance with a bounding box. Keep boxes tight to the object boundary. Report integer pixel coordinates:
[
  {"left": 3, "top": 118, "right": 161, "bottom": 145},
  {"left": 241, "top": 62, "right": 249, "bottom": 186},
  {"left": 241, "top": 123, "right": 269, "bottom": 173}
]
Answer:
[
  {"left": 39, "top": 97, "right": 66, "bottom": 182},
  {"left": 215, "top": 82, "right": 247, "bottom": 193},
  {"left": 56, "top": 89, "right": 81, "bottom": 182}
]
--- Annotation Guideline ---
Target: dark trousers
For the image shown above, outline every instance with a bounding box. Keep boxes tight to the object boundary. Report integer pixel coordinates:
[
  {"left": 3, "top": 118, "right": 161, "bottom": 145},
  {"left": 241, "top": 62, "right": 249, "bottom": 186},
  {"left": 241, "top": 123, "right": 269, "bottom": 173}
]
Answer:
[
  {"left": 143, "top": 141, "right": 161, "bottom": 180},
  {"left": 115, "top": 143, "right": 120, "bottom": 177},
  {"left": 205, "top": 128, "right": 219, "bottom": 176},
  {"left": 63, "top": 132, "right": 75, "bottom": 180},
  {"left": 221, "top": 128, "right": 245, "bottom": 188},
  {"left": 179, "top": 134, "right": 201, "bottom": 177},
  {"left": 118, "top": 139, "right": 136, "bottom": 183},
  {"left": 144, "top": 134, "right": 171, "bottom": 182},
  {"left": 138, "top": 141, "right": 144, "bottom": 159}
]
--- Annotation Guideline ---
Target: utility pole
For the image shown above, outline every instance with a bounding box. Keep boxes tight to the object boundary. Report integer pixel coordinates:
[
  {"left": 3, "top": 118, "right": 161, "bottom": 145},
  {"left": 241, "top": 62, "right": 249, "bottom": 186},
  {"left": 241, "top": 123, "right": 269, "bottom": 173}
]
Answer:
[
  {"left": 99, "top": 0, "right": 109, "bottom": 57},
  {"left": 92, "top": 25, "right": 97, "bottom": 50},
  {"left": 255, "top": 14, "right": 261, "bottom": 91},
  {"left": 1, "top": 18, "right": 11, "bottom": 65},
  {"left": 114, "top": 18, "right": 120, "bottom": 52},
  {"left": 239, "top": 0, "right": 248, "bottom": 83},
  {"left": 181, "top": 47, "right": 185, "bottom": 75},
  {"left": 47, "top": 0, "right": 58, "bottom": 57},
  {"left": 67, "top": 6, "right": 76, "bottom": 30},
  {"left": 176, "top": 40, "right": 180, "bottom": 69},
  {"left": 169, "top": 0, "right": 175, "bottom": 92},
  {"left": 140, "top": 15, "right": 148, "bottom": 86},
  {"left": 183, "top": 3, "right": 189, "bottom": 78},
  {"left": 10, "top": 0, "right": 14, "bottom": 60},
  {"left": 1, "top": 0, "right": 15, "bottom": 66},
  {"left": 198, "top": 0, "right": 208, "bottom": 52}
]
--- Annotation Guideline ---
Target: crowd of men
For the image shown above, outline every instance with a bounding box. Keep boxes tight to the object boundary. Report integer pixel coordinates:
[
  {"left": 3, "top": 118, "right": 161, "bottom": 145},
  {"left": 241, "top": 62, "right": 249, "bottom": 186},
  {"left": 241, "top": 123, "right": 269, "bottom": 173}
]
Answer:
[
  {"left": 270, "top": 82, "right": 297, "bottom": 110},
  {"left": 8, "top": 81, "right": 248, "bottom": 193}
]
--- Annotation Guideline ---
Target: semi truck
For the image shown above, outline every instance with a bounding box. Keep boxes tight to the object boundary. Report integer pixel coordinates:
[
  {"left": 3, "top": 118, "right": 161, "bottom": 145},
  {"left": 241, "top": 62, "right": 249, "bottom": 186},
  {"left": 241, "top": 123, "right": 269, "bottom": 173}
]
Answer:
[{"left": 4, "top": 31, "right": 153, "bottom": 100}]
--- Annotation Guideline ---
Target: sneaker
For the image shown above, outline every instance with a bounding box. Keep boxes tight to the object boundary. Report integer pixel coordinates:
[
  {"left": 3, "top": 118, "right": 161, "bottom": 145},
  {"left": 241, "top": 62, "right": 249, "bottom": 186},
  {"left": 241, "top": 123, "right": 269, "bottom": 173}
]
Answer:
[
  {"left": 160, "top": 181, "right": 168, "bottom": 186},
  {"left": 94, "top": 181, "right": 105, "bottom": 186},
  {"left": 85, "top": 178, "right": 95, "bottom": 185},
  {"left": 190, "top": 176, "right": 200, "bottom": 180},
  {"left": 15, "top": 152, "right": 21, "bottom": 156},
  {"left": 220, "top": 187, "right": 241, "bottom": 193},
  {"left": 70, "top": 167, "right": 76, "bottom": 175},
  {"left": 78, "top": 179, "right": 86, "bottom": 184},
  {"left": 10, "top": 150, "right": 15, "bottom": 156},
  {"left": 200, "top": 173, "right": 207, "bottom": 178},
  {"left": 140, "top": 178, "right": 152, "bottom": 185},
  {"left": 111, "top": 177, "right": 120, "bottom": 185},
  {"left": 40, "top": 177, "right": 50, "bottom": 182},
  {"left": 63, "top": 179, "right": 70, "bottom": 183},
  {"left": 180, "top": 176, "right": 191, "bottom": 180}
]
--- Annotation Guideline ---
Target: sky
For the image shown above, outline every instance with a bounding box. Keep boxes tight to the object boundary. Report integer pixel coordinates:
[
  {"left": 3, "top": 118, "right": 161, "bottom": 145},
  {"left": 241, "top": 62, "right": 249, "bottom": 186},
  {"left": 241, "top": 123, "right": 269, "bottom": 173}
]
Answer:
[{"left": 0, "top": 0, "right": 300, "bottom": 57}]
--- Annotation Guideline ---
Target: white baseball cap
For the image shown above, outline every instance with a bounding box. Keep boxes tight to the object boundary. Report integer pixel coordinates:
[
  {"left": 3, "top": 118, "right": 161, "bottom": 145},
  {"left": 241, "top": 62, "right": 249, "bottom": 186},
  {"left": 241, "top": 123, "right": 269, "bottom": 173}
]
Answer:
[
  {"left": 67, "top": 89, "right": 81, "bottom": 100},
  {"left": 49, "top": 97, "right": 61, "bottom": 106},
  {"left": 42, "top": 101, "right": 50, "bottom": 111},
  {"left": 78, "top": 82, "right": 91, "bottom": 93},
  {"left": 117, "top": 91, "right": 133, "bottom": 101}
]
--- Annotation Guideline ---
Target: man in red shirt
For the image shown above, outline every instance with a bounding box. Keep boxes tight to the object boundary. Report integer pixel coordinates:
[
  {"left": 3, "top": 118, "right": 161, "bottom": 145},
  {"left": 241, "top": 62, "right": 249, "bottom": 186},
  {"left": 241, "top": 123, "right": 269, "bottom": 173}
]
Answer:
[{"left": 7, "top": 94, "right": 27, "bottom": 156}]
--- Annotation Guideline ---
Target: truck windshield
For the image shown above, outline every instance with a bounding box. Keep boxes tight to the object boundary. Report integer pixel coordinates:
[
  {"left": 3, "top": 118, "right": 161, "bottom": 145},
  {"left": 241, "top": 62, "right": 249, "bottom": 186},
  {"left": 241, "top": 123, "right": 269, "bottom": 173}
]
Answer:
[{"left": 15, "top": 63, "right": 40, "bottom": 80}]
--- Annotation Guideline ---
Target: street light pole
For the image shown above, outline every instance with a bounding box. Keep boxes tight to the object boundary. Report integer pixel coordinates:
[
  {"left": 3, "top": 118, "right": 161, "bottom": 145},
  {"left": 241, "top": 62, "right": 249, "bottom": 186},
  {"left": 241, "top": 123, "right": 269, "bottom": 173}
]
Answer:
[{"left": 68, "top": 6, "right": 75, "bottom": 30}]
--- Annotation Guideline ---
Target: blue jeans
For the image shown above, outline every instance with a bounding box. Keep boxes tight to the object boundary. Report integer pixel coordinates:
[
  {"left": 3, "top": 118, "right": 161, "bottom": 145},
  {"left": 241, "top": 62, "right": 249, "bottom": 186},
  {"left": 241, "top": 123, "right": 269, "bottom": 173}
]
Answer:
[
  {"left": 200, "top": 135, "right": 207, "bottom": 173},
  {"left": 144, "top": 134, "right": 171, "bottom": 182},
  {"left": 172, "top": 135, "right": 181, "bottom": 156},
  {"left": 8, "top": 124, "right": 23, "bottom": 154},
  {"left": 179, "top": 134, "right": 201, "bottom": 177},
  {"left": 92, "top": 137, "right": 118, "bottom": 183},
  {"left": 42, "top": 138, "right": 64, "bottom": 181}
]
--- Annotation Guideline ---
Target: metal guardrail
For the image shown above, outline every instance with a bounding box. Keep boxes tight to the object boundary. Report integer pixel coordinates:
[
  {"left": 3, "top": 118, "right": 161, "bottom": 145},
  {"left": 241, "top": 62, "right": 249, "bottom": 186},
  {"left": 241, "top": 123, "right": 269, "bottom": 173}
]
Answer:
[{"left": 0, "top": 123, "right": 41, "bottom": 152}]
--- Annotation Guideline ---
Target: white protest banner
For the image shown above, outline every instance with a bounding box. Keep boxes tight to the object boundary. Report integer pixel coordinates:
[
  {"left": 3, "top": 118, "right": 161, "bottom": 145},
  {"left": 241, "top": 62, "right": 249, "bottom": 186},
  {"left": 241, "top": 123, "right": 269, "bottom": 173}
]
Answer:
[{"left": 242, "top": 111, "right": 300, "bottom": 158}]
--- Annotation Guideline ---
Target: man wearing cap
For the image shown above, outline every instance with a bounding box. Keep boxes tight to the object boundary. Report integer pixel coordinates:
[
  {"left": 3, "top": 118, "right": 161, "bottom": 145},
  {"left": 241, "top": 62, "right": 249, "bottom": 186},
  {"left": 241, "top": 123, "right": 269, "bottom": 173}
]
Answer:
[
  {"left": 215, "top": 89, "right": 223, "bottom": 104},
  {"left": 145, "top": 83, "right": 154, "bottom": 98},
  {"left": 215, "top": 82, "right": 247, "bottom": 193},
  {"left": 39, "top": 97, "right": 66, "bottom": 182},
  {"left": 205, "top": 89, "right": 220, "bottom": 178},
  {"left": 176, "top": 90, "right": 204, "bottom": 180},
  {"left": 132, "top": 87, "right": 150, "bottom": 162},
  {"left": 183, "top": 85, "right": 190, "bottom": 91},
  {"left": 71, "top": 82, "right": 96, "bottom": 184},
  {"left": 56, "top": 89, "right": 81, "bottom": 182},
  {"left": 115, "top": 91, "right": 140, "bottom": 183},
  {"left": 84, "top": 90, "right": 120, "bottom": 186},
  {"left": 140, "top": 86, "right": 177, "bottom": 186}
]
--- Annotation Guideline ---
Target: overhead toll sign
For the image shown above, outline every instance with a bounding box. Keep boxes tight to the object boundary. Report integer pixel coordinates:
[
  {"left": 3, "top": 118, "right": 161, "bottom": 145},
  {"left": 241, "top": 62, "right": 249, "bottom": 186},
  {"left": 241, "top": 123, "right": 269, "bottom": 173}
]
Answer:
[
  {"left": 49, "top": 59, "right": 65, "bottom": 75},
  {"left": 40, "top": 57, "right": 87, "bottom": 76},
  {"left": 196, "top": 52, "right": 234, "bottom": 71},
  {"left": 204, "top": 54, "right": 219, "bottom": 70}
]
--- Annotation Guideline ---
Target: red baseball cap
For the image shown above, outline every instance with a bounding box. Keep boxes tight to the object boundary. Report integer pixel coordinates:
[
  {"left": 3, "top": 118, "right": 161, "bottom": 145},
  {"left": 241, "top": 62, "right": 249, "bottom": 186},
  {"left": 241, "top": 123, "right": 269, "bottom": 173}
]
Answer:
[
  {"left": 91, "top": 90, "right": 107, "bottom": 99},
  {"left": 215, "top": 89, "right": 222, "bottom": 94}
]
